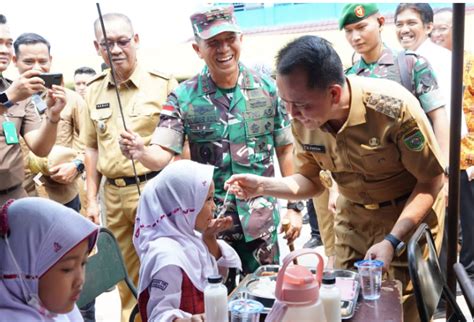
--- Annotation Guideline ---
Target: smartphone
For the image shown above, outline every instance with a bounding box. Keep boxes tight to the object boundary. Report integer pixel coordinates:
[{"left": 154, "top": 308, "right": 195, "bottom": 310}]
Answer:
[{"left": 38, "top": 73, "right": 63, "bottom": 89}]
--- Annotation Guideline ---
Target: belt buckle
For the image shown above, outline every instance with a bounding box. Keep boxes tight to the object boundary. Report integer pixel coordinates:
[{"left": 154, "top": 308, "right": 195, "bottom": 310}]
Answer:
[
  {"left": 364, "top": 203, "right": 380, "bottom": 210},
  {"left": 114, "top": 178, "right": 126, "bottom": 187}
]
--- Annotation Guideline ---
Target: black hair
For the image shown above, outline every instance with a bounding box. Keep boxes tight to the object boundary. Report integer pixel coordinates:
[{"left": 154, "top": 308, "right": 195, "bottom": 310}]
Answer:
[
  {"left": 0, "top": 14, "right": 7, "bottom": 24},
  {"left": 74, "top": 66, "right": 96, "bottom": 76},
  {"left": 395, "top": 3, "right": 434, "bottom": 25},
  {"left": 276, "top": 35, "right": 344, "bottom": 90},
  {"left": 13, "top": 32, "right": 50, "bottom": 56}
]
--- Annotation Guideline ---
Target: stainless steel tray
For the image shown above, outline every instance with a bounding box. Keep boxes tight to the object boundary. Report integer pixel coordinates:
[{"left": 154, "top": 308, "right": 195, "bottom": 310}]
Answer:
[{"left": 229, "top": 266, "right": 360, "bottom": 318}]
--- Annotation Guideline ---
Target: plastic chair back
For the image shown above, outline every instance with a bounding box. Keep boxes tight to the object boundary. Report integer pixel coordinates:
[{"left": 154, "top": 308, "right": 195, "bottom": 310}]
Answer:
[
  {"left": 77, "top": 227, "right": 137, "bottom": 308},
  {"left": 407, "top": 223, "right": 466, "bottom": 322}
]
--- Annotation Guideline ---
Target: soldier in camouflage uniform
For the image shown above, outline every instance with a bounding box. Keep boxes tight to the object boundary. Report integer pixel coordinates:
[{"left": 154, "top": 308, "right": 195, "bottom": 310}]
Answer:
[
  {"left": 119, "top": 7, "right": 298, "bottom": 279},
  {"left": 341, "top": 3, "right": 449, "bottom": 159}
]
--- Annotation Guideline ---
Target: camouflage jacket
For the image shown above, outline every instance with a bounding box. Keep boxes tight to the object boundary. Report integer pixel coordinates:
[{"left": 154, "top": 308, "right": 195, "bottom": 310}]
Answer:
[
  {"left": 152, "top": 63, "right": 293, "bottom": 242},
  {"left": 346, "top": 46, "right": 445, "bottom": 114}
]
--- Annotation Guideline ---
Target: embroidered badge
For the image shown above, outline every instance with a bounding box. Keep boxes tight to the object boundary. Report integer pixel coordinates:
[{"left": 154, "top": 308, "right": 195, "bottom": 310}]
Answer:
[
  {"left": 302, "top": 144, "right": 326, "bottom": 153},
  {"left": 53, "top": 242, "right": 62, "bottom": 253},
  {"left": 354, "top": 5, "right": 365, "bottom": 18},
  {"left": 96, "top": 103, "right": 110, "bottom": 109},
  {"left": 403, "top": 129, "right": 425, "bottom": 151},
  {"left": 151, "top": 279, "right": 169, "bottom": 291},
  {"left": 364, "top": 93, "right": 402, "bottom": 119}
]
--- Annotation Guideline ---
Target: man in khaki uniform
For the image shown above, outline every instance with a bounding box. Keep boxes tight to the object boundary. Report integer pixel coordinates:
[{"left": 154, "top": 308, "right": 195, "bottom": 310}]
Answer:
[
  {"left": 0, "top": 15, "right": 66, "bottom": 205},
  {"left": 226, "top": 36, "right": 445, "bottom": 322},
  {"left": 82, "top": 13, "right": 177, "bottom": 321},
  {"left": 13, "top": 33, "right": 86, "bottom": 211}
]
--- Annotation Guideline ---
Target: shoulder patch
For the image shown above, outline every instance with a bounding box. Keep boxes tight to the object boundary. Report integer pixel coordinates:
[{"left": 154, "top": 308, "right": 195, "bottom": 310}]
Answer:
[
  {"left": 403, "top": 128, "right": 426, "bottom": 151},
  {"left": 149, "top": 70, "right": 171, "bottom": 80},
  {"left": 363, "top": 92, "right": 402, "bottom": 119},
  {"left": 87, "top": 71, "right": 107, "bottom": 85}
]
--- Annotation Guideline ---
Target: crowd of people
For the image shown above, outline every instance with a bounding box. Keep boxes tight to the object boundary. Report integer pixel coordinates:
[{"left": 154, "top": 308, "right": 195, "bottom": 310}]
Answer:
[{"left": 0, "top": 2, "right": 473, "bottom": 322}]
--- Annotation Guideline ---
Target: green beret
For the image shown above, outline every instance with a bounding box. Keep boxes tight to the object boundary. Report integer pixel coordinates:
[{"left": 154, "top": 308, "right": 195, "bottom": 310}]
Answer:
[{"left": 339, "top": 3, "right": 379, "bottom": 30}]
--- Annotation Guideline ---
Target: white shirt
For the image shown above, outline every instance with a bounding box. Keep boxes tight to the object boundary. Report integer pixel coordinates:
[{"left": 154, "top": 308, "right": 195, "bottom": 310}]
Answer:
[
  {"left": 416, "top": 39, "right": 468, "bottom": 137},
  {"left": 146, "top": 242, "right": 240, "bottom": 322}
]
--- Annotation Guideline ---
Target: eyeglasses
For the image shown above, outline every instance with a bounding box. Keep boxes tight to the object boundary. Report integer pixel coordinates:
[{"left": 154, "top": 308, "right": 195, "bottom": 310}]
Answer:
[{"left": 99, "top": 37, "right": 133, "bottom": 50}]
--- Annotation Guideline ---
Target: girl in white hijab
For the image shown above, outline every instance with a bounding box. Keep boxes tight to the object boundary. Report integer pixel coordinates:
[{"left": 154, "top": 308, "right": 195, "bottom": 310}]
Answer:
[
  {"left": 134, "top": 160, "right": 241, "bottom": 322},
  {"left": 0, "top": 197, "right": 99, "bottom": 321}
]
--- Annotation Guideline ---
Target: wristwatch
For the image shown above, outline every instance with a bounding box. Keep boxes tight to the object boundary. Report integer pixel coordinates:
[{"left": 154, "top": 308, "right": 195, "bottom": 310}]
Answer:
[
  {"left": 287, "top": 201, "right": 305, "bottom": 212},
  {"left": 72, "top": 159, "right": 85, "bottom": 174},
  {"left": 0, "top": 92, "right": 14, "bottom": 108},
  {"left": 384, "top": 233, "right": 406, "bottom": 257}
]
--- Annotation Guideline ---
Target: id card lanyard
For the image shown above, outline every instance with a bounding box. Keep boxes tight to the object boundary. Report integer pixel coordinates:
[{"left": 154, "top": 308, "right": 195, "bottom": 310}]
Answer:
[{"left": 2, "top": 113, "right": 19, "bottom": 145}]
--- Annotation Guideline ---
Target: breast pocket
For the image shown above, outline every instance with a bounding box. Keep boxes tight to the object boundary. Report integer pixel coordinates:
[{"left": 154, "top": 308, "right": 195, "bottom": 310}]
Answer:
[
  {"left": 360, "top": 144, "right": 401, "bottom": 172},
  {"left": 90, "top": 108, "right": 113, "bottom": 140},
  {"left": 245, "top": 117, "right": 275, "bottom": 163},
  {"left": 187, "top": 123, "right": 224, "bottom": 166},
  {"left": 128, "top": 101, "right": 161, "bottom": 136}
]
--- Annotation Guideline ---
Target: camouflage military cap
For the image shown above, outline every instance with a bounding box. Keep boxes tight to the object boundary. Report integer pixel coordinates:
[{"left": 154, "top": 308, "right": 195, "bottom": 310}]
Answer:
[
  {"left": 339, "top": 3, "right": 379, "bottom": 29},
  {"left": 190, "top": 6, "right": 241, "bottom": 40}
]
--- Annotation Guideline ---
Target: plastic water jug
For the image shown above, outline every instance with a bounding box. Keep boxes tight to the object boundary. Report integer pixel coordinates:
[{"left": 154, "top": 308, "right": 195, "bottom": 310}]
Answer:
[{"left": 266, "top": 249, "right": 326, "bottom": 322}]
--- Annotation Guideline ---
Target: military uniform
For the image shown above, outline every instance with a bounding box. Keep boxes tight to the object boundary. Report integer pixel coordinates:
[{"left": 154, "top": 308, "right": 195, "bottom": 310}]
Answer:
[
  {"left": 293, "top": 75, "right": 445, "bottom": 321},
  {"left": 82, "top": 63, "right": 177, "bottom": 320},
  {"left": 151, "top": 63, "right": 293, "bottom": 273},
  {"left": 346, "top": 46, "right": 445, "bottom": 114},
  {"left": 0, "top": 77, "right": 42, "bottom": 205}
]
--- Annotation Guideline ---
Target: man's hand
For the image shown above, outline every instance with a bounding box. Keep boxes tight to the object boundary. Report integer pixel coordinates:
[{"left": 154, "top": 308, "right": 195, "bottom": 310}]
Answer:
[
  {"left": 86, "top": 200, "right": 100, "bottom": 224},
  {"left": 365, "top": 239, "right": 394, "bottom": 272},
  {"left": 5, "top": 70, "right": 44, "bottom": 103},
  {"left": 327, "top": 187, "right": 339, "bottom": 214},
  {"left": 280, "top": 209, "right": 302, "bottom": 244},
  {"left": 49, "top": 162, "right": 78, "bottom": 184},
  {"left": 119, "top": 129, "right": 145, "bottom": 160},
  {"left": 225, "top": 174, "right": 265, "bottom": 200},
  {"left": 45, "top": 85, "right": 66, "bottom": 122}
]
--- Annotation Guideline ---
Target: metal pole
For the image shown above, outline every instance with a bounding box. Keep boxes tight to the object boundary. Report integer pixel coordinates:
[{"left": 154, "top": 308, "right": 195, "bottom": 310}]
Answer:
[{"left": 446, "top": 3, "right": 465, "bottom": 318}]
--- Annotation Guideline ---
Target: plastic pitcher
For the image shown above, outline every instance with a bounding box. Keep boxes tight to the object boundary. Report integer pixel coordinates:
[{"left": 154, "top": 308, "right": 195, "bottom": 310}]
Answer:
[{"left": 266, "top": 249, "right": 326, "bottom": 322}]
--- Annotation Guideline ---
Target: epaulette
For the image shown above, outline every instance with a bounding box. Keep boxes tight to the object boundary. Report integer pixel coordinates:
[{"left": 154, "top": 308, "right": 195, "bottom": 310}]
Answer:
[
  {"left": 149, "top": 70, "right": 171, "bottom": 80},
  {"left": 87, "top": 71, "right": 108, "bottom": 85},
  {"left": 363, "top": 92, "right": 402, "bottom": 119}
]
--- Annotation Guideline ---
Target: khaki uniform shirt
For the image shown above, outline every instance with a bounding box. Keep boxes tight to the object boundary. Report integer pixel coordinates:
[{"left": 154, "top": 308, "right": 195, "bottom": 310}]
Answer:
[
  {"left": 461, "top": 52, "right": 474, "bottom": 169},
  {"left": 0, "top": 77, "right": 42, "bottom": 190},
  {"left": 293, "top": 76, "right": 444, "bottom": 205},
  {"left": 39, "top": 88, "right": 86, "bottom": 204},
  {"left": 82, "top": 63, "right": 178, "bottom": 178}
]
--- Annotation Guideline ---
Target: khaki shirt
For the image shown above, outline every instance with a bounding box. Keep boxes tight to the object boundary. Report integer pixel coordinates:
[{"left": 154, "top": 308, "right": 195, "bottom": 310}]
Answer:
[
  {"left": 293, "top": 75, "right": 444, "bottom": 205},
  {"left": 82, "top": 63, "right": 178, "bottom": 178},
  {"left": 0, "top": 77, "right": 42, "bottom": 190},
  {"left": 40, "top": 88, "right": 86, "bottom": 204}
]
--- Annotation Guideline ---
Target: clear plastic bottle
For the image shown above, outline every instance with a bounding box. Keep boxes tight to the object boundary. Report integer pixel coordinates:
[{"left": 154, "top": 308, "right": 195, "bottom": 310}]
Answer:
[
  {"left": 319, "top": 272, "right": 341, "bottom": 322},
  {"left": 204, "top": 275, "right": 228, "bottom": 322}
]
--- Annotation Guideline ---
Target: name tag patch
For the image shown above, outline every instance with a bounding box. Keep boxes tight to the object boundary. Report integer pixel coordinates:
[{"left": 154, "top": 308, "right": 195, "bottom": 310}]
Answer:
[
  {"left": 302, "top": 144, "right": 326, "bottom": 153},
  {"left": 151, "top": 279, "right": 169, "bottom": 291},
  {"left": 96, "top": 103, "right": 110, "bottom": 109}
]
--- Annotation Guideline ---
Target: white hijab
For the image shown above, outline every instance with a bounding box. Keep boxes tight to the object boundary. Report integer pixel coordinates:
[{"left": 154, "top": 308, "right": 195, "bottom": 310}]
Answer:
[
  {"left": 0, "top": 197, "right": 99, "bottom": 322},
  {"left": 134, "top": 160, "right": 221, "bottom": 293}
]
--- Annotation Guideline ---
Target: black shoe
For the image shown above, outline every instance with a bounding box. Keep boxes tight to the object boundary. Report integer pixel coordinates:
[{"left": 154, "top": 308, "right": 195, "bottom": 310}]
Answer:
[
  {"left": 302, "top": 213, "right": 309, "bottom": 225},
  {"left": 303, "top": 236, "right": 323, "bottom": 248}
]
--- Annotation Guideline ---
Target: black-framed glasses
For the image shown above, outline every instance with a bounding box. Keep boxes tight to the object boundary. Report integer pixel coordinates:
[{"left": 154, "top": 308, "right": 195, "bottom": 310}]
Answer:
[{"left": 99, "top": 37, "right": 133, "bottom": 50}]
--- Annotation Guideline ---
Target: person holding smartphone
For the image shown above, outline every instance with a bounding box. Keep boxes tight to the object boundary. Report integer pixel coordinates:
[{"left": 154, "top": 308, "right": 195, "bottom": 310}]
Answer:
[
  {"left": 12, "top": 32, "right": 86, "bottom": 213},
  {"left": 0, "top": 15, "right": 66, "bottom": 205}
]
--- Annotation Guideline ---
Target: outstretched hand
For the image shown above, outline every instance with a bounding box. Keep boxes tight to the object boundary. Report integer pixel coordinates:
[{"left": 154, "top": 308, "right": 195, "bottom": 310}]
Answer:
[{"left": 224, "top": 174, "right": 265, "bottom": 200}]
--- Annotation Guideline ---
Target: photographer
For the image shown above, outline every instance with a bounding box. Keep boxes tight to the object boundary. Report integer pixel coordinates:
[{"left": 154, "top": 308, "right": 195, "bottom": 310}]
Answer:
[{"left": 0, "top": 16, "right": 65, "bottom": 205}]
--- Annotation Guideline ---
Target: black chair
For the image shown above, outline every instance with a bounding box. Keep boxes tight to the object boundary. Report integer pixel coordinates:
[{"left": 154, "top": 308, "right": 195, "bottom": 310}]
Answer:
[
  {"left": 77, "top": 227, "right": 137, "bottom": 308},
  {"left": 454, "top": 262, "right": 474, "bottom": 316},
  {"left": 407, "top": 223, "right": 466, "bottom": 322}
]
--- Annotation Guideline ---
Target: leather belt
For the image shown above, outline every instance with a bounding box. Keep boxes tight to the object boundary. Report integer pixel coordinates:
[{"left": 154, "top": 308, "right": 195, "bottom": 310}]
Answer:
[
  {"left": 0, "top": 184, "right": 21, "bottom": 195},
  {"left": 354, "top": 193, "right": 411, "bottom": 210},
  {"left": 107, "top": 171, "right": 160, "bottom": 187}
]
